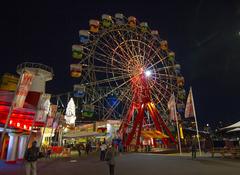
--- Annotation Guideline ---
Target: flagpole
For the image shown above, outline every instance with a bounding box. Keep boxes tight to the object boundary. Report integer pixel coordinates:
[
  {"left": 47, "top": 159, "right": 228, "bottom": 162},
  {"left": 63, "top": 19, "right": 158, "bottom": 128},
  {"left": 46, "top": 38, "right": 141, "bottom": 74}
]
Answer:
[
  {"left": 174, "top": 98, "right": 182, "bottom": 155},
  {"left": 190, "top": 87, "right": 202, "bottom": 156}
]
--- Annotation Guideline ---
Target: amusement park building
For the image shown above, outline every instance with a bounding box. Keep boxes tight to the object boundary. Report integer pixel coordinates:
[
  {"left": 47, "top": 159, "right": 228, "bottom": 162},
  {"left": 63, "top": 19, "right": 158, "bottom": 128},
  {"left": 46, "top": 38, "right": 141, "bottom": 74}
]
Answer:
[
  {"left": 0, "top": 63, "right": 54, "bottom": 163},
  {"left": 0, "top": 90, "right": 45, "bottom": 162},
  {"left": 63, "top": 120, "right": 121, "bottom": 144}
]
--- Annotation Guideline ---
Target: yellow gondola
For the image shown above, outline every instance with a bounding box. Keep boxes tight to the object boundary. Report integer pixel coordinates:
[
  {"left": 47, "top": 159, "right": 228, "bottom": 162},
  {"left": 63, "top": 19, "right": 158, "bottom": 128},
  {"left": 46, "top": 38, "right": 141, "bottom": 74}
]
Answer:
[
  {"left": 177, "top": 76, "right": 185, "bottom": 87},
  {"left": 89, "top": 19, "right": 100, "bottom": 33},
  {"left": 70, "top": 64, "right": 82, "bottom": 78},
  {"left": 128, "top": 16, "right": 137, "bottom": 28},
  {"left": 160, "top": 40, "right": 168, "bottom": 51}
]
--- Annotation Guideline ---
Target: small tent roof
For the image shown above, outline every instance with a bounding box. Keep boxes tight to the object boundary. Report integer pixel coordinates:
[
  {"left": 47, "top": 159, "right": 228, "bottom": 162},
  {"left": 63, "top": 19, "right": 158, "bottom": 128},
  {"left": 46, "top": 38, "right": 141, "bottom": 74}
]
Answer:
[
  {"left": 226, "top": 127, "right": 240, "bottom": 133},
  {"left": 222, "top": 121, "right": 240, "bottom": 130}
]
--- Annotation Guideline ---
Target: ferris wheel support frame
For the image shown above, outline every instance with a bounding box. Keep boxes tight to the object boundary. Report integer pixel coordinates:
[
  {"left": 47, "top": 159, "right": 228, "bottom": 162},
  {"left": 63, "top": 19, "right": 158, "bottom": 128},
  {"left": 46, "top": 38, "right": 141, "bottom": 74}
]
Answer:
[{"left": 119, "top": 73, "right": 177, "bottom": 147}]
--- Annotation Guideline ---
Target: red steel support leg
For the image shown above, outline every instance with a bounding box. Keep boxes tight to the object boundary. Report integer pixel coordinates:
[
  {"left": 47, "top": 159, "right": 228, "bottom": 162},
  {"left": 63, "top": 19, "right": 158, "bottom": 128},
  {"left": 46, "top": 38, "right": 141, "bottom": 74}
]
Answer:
[
  {"left": 119, "top": 103, "right": 134, "bottom": 132},
  {"left": 120, "top": 103, "right": 135, "bottom": 146},
  {"left": 150, "top": 103, "right": 176, "bottom": 144},
  {"left": 147, "top": 104, "right": 162, "bottom": 133},
  {"left": 126, "top": 104, "right": 144, "bottom": 145},
  {"left": 136, "top": 108, "right": 144, "bottom": 146}
]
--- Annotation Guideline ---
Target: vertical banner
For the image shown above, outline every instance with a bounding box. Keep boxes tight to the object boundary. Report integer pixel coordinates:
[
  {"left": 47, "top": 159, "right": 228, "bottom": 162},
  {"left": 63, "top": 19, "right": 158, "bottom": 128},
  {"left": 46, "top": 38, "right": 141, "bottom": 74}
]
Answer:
[
  {"left": 46, "top": 105, "right": 58, "bottom": 127},
  {"left": 168, "top": 94, "right": 182, "bottom": 154},
  {"left": 14, "top": 72, "right": 34, "bottom": 108},
  {"left": 168, "top": 94, "right": 176, "bottom": 121},
  {"left": 35, "top": 94, "right": 51, "bottom": 122},
  {"left": 52, "top": 112, "right": 61, "bottom": 129},
  {"left": 49, "top": 104, "right": 58, "bottom": 117},
  {"left": 185, "top": 88, "right": 194, "bottom": 119}
]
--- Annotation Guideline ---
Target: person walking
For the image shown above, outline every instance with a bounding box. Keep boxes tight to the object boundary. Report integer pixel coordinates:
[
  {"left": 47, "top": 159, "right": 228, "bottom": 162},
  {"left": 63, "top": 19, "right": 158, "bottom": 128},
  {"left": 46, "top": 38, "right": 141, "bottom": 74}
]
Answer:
[
  {"left": 105, "top": 145, "right": 115, "bottom": 175},
  {"left": 191, "top": 139, "right": 197, "bottom": 159},
  {"left": 85, "top": 142, "right": 90, "bottom": 155},
  {"left": 99, "top": 142, "right": 107, "bottom": 161},
  {"left": 118, "top": 140, "right": 123, "bottom": 155},
  {"left": 24, "top": 141, "right": 40, "bottom": 175},
  {"left": 77, "top": 144, "right": 82, "bottom": 157},
  {"left": 46, "top": 147, "right": 51, "bottom": 159}
]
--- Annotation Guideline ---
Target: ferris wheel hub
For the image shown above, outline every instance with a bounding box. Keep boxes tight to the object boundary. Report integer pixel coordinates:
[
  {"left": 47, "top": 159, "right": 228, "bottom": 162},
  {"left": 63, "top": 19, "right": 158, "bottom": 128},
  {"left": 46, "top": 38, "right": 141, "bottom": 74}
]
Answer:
[{"left": 144, "top": 70, "right": 152, "bottom": 77}]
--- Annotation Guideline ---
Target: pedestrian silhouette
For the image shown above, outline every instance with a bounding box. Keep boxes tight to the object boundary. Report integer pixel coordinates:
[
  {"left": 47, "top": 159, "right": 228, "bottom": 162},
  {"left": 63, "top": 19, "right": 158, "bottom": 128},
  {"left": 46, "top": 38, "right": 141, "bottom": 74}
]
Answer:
[
  {"left": 105, "top": 145, "right": 115, "bottom": 175},
  {"left": 24, "top": 141, "right": 39, "bottom": 175}
]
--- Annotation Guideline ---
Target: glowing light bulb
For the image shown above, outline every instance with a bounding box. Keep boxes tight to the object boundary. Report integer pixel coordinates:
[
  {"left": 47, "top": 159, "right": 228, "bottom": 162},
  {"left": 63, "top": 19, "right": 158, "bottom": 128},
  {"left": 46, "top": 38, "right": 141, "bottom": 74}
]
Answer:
[{"left": 145, "top": 70, "right": 152, "bottom": 77}]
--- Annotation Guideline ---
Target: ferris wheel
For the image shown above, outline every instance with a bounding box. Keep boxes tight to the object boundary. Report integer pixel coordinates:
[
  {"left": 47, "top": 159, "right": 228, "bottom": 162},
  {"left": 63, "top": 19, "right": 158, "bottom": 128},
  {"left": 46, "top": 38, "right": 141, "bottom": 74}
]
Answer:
[{"left": 70, "top": 13, "right": 185, "bottom": 145}]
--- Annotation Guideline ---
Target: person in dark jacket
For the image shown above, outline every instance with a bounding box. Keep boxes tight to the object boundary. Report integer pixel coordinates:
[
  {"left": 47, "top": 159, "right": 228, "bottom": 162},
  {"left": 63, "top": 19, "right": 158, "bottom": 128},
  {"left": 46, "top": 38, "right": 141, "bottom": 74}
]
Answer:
[
  {"left": 24, "top": 141, "right": 39, "bottom": 175},
  {"left": 105, "top": 146, "right": 115, "bottom": 175},
  {"left": 191, "top": 139, "right": 197, "bottom": 159},
  {"left": 85, "top": 142, "right": 91, "bottom": 155}
]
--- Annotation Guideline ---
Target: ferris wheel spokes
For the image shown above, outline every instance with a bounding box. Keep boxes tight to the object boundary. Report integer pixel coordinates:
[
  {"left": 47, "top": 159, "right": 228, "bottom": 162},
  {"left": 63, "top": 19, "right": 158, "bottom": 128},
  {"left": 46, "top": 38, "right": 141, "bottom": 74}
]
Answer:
[
  {"left": 115, "top": 30, "right": 138, "bottom": 58},
  {"left": 84, "top": 74, "right": 131, "bottom": 87},
  {"left": 94, "top": 38, "right": 130, "bottom": 64},
  {"left": 90, "top": 76, "right": 133, "bottom": 105},
  {"left": 91, "top": 49, "right": 129, "bottom": 73},
  {"left": 102, "top": 88, "right": 132, "bottom": 120}
]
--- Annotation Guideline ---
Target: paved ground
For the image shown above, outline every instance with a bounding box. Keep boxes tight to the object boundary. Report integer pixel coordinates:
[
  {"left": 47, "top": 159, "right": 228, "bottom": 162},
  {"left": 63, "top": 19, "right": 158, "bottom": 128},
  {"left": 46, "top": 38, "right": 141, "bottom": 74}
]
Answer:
[{"left": 1, "top": 153, "right": 240, "bottom": 175}]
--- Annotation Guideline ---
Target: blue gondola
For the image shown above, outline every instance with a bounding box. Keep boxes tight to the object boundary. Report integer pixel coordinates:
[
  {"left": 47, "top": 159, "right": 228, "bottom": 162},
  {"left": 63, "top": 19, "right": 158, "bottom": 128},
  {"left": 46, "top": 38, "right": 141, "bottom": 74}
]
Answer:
[{"left": 79, "top": 30, "right": 89, "bottom": 43}]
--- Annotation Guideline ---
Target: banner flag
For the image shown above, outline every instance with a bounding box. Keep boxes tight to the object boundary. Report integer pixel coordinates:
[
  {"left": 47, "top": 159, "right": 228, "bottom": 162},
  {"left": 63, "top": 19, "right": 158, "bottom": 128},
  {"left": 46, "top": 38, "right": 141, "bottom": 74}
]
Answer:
[
  {"left": 36, "top": 94, "right": 51, "bottom": 122},
  {"left": 46, "top": 105, "right": 58, "bottom": 127},
  {"left": 185, "top": 88, "right": 194, "bottom": 118},
  {"left": 52, "top": 112, "right": 61, "bottom": 129},
  {"left": 15, "top": 72, "right": 34, "bottom": 108},
  {"left": 168, "top": 94, "right": 177, "bottom": 121}
]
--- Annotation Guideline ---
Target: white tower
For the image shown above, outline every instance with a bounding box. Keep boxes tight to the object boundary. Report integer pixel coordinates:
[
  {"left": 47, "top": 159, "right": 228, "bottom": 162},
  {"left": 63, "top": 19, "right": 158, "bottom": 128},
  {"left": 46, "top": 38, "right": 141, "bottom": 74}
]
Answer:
[{"left": 16, "top": 62, "right": 53, "bottom": 106}]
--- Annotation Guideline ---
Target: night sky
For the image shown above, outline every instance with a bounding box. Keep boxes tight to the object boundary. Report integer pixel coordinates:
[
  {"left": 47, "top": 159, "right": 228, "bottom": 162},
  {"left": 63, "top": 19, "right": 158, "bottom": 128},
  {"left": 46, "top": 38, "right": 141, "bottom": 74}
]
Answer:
[{"left": 1, "top": 0, "right": 240, "bottom": 127}]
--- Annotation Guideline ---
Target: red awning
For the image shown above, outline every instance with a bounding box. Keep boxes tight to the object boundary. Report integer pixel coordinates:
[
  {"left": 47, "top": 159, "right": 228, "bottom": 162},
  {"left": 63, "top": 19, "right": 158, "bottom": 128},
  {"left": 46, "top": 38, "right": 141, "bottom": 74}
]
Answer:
[{"left": 0, "top": 90, "right": 45, "bottom": 130}]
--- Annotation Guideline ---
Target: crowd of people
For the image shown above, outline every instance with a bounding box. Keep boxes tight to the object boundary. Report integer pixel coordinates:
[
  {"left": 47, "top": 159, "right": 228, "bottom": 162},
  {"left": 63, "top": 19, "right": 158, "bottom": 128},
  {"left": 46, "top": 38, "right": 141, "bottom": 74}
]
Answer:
[{"left": 24, "top": 139, "right": 120, "bottom": 175}]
